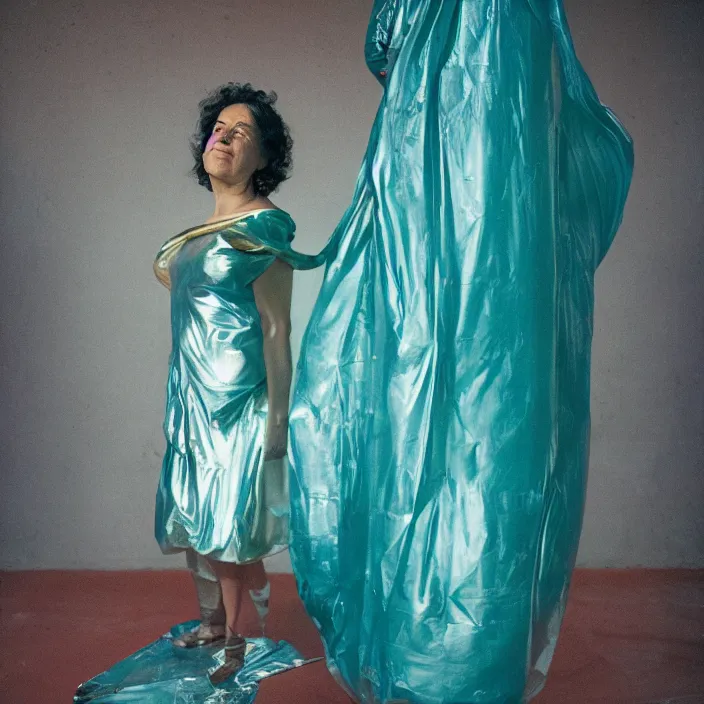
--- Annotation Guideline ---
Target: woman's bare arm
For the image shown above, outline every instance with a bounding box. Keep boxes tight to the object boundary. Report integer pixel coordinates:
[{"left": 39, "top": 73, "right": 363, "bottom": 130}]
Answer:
[{"left": 252, "top": 259, "right": 294, "bottom": 460}]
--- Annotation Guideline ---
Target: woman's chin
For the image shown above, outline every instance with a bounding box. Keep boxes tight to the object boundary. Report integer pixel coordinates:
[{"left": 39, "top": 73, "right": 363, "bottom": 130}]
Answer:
[{"left": 206, "top": 170, "right": 237, "bottom": 187}]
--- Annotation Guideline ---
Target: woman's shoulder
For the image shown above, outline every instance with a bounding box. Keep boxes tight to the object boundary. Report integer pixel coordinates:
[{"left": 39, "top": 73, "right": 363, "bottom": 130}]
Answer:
[
  {"left": 249, "top": 198, "right": 293, "bottom": 221},
  {"left": 243, "top": 205, "right": 296, "bottom": 243}
]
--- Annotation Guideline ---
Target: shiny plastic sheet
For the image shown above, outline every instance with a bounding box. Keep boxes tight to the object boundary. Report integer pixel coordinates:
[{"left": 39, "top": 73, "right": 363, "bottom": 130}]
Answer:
[
  {"left": 289, "top": 1, "right": 633, "bottom": 702},
  {"left": 154, "top": 209, "right": 323, "bottom": 564},
  {"left": 74, "top": 621, "right": 321, "bottom": 703}
]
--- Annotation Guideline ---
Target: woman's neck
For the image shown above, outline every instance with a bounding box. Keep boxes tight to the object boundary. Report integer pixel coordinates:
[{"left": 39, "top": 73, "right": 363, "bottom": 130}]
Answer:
[{"left": 209, "top": 179, "right": 259, "bottom": 221}]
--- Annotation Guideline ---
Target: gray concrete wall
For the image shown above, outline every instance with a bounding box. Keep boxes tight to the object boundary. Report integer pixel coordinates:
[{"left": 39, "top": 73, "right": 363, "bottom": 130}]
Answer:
[{"left": 0, "top": 0, "right": 701, "bottom": 570}]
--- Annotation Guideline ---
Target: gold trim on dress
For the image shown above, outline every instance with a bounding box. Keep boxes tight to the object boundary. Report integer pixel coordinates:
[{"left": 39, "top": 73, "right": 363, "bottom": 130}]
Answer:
[{"left": 153, "top": 209, "right": 280, "bottom": 289}]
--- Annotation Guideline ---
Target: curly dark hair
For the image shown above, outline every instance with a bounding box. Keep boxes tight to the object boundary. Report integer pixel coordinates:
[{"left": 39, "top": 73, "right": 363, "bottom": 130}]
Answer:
[{"left": 190, "top": 83, "right": 293, "bottom": 196}]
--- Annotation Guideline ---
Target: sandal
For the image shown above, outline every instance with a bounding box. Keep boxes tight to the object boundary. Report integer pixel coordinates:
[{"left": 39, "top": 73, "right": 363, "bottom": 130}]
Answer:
[
  {"left": 208, "top": 635, "right": 247, "bottom": 685},
  {"left": 173, "top": 623, "right": 226, "bottom": 648}
]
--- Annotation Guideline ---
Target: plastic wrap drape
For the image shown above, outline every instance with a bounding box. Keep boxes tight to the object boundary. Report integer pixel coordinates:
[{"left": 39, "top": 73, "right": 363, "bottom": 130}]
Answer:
[
  {"left": 288, "top": 1, "right": 633, "bottom": 702},
  {"left": 74, "top": 623, "right": 320, "bottom": 703},
  {"left": 154, "top": 210, "right": 323, "bottom": 564}
]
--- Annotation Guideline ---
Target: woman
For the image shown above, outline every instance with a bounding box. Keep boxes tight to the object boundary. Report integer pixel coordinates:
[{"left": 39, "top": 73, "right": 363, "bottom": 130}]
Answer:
[{"left": 153, "top": 83, "right": 322, "bottom": 684}]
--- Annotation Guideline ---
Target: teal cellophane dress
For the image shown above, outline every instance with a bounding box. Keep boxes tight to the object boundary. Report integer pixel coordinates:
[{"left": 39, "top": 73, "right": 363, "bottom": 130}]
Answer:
[
  {"left": 289, "top": 1, "right": 633, "bottom": 702},
  {"left": 154, "top": 209, "right": 323, "bottom": 564}
]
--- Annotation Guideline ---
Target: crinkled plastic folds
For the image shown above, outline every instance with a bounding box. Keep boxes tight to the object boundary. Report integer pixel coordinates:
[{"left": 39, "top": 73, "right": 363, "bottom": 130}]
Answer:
[
  {"left": 288, "top": 1, "right": 633, "bottom": 702},
  {"left": 153, "top": 210, "right": 323, "bottom": 565},
  {"left": 74, "top": 622, "right": 320, "bottom": 703}
]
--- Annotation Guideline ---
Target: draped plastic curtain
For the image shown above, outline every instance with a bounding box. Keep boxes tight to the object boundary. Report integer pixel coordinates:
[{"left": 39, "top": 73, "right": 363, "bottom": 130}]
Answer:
[{"left": 289, "top": 1, "right": 633, "bottom": 701}]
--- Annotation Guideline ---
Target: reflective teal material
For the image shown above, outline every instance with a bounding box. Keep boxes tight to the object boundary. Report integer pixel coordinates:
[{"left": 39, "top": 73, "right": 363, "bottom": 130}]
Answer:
[
  {"left": 74, "top": 622, "right": 321, "bottom": 703},
  {"left": 155, "top": 209, "right": 323, "bottom": 564},
  {"left": 289, "top": 1, "right": 633, "bottom": 702}
]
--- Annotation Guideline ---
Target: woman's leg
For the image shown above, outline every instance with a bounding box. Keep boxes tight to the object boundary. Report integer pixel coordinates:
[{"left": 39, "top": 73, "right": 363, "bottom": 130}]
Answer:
[
  {"left": 206, "top": 559, "right": 249, "bottom": 684},
  {"left": 174, "top": 550, "right": 226, "bottom": 647},
  {"left": 191, "top": 556, "right": 226, "bottom": 628},
  {"left": 244, "top": 560, "right": 267, "bottom": 590},
  {"left": 208, "top": 559, "right": 246, "bottom": 637}
]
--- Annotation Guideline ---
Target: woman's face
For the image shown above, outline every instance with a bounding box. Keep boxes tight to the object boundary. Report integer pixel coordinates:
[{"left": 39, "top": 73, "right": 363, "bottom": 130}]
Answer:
[{"left": 202, "top": 103, "right": 266, "bottom": 188}]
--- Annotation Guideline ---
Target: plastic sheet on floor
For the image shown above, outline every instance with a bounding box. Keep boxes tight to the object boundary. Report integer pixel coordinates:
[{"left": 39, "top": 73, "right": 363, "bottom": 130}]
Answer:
[{"left": 74, "top": 620, "right": 322, "bottom": 703}]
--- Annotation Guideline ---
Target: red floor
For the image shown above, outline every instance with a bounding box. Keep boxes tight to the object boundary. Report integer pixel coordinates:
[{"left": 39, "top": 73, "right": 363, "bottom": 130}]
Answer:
[{"left": 1, "top": 570, "right": 703, "bottom": 703}]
